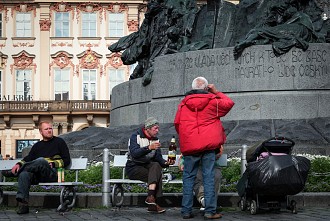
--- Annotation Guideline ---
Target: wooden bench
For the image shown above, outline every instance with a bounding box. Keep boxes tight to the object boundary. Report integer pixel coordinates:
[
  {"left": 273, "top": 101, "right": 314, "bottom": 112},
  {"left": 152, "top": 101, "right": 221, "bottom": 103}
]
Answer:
[
  {"left": 0, "top": 157, "right": 88, "bottom": 212},
  {"left": 105, "top": 154, "right": 227, "bottom": 207}
]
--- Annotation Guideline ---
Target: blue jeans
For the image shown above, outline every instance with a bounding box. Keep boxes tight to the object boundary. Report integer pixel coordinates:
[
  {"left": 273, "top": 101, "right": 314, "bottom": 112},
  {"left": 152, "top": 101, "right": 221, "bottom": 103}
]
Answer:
[
  {"left": 181, "top": 150, "right": 216, "bottom": 216},
  {"left": 17, "top": 157, "right": 57, "bottom": 202}
]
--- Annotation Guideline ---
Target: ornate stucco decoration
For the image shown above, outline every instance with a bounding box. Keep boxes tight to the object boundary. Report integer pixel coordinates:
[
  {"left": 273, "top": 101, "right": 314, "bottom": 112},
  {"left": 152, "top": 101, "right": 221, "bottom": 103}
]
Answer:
[
  {"left": 105, "top": 52, "right": 123, "bottom": 70},
  {"left": 49, "top": 51, "right": 75, "bottom": 75},
  {"left": 10, "top": 50, "right": 37, "bottom": 74},
  {"left": 0, "top": 4, "right": 9, "bottom": 22},
  {"left": 11, "top": 4, "right": 36, "bottom": 18},
  {"left": 79, "top": 42, "right": 100, "bottom": 47},
  {"left": 0, "top": 52, "right": 8, "bottom": 68},
  {"left": 51, "top": 42, "right": 73, "bottom": 47},
  {"left": 13, "top": 42, "right": 34, "bottom": 47},
  {"left": 127, "top": 20, "right": 139, "bottom": 32},
  {"left": 105, "top": 3, "right": 128, "bottom": 22},
  {"left": 77, "top": 3, "right": 103, "bottom": 24},
  {"left": 39, "top": 20, "right": 51, "bottom": 31},
  {"left": 76, "top": 48, "right": 103, "bottom": 76},
  {"left": 106, "top": 3, "right": 128, "bottom": 13},
  {"left": 50, "top": 1, "right": 74, "bottom": 19}
]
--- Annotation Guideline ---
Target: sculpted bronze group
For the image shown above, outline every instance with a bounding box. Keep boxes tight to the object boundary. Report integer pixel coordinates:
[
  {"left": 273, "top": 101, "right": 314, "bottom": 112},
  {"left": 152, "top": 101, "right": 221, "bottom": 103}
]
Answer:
[{"left": 109, "top": 0, "right": 329, "bottom": 85}]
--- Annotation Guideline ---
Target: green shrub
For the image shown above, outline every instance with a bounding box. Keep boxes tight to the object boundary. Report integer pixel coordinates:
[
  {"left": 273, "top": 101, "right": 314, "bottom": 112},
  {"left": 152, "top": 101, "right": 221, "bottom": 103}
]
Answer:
[
  {"left": 304, "top": 155, "right": 330, "bottom": 192},
  {"left": 2, "top": 155, "right": 330, "bottom": 193}
]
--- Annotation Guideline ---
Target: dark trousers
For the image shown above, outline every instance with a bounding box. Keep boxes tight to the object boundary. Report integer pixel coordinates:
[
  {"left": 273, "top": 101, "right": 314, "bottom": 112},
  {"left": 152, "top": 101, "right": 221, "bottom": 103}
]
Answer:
[
  {"left": 17, "top": 157, "right": 57, "bottom": 202},
  {"left": 194, "top": 166, "right": 222, "bottom": 202},
  {"left": 126, "top": 161, "right": 163, "bottom": 197}
]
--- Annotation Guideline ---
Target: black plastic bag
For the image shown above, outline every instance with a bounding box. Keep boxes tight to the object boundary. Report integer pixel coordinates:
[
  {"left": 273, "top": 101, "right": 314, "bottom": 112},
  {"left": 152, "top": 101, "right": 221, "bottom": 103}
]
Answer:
[{"left": 238, "top": 155, "right": 310, "bottom": 196}]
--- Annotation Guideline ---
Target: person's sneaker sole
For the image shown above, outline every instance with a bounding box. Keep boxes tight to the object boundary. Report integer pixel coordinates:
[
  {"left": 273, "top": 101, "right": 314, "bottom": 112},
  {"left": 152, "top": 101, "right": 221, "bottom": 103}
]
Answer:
[{"left": 145, "top": 200, "right": 157, "bottom": 205}]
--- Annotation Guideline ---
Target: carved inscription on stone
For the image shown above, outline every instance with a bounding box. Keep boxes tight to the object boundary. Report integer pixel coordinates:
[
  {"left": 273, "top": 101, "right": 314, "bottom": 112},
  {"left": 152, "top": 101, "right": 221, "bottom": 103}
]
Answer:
[
  {"left": 234, "top": 49, "right": 328, "bottom": 80},
  {"left": 159, "top": 45, "right": 329, "bottom": 91}
]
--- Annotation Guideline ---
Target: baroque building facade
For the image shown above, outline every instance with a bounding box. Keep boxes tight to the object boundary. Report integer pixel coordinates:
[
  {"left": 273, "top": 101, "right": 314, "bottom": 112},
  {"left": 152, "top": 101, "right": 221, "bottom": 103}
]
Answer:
[{"left": 0, "top": 0, "right": 238, "bottom": 159}]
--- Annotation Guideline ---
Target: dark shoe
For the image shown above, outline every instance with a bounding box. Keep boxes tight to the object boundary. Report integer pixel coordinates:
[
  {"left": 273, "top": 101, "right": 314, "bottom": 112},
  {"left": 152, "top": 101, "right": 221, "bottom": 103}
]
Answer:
[
  {"left": 204, "top": 213, "right": 222, "bottom": 219},
  {"left": 1, "top": 170, "right": 17, "bottom": 177},
  {"left": 182, "top": 213, "right": 194, "bottom": 219},
  {"left": 145, "top": 195, "right": 156, "bottom": 205},
  {"left": 17, "top": 204, "right": 29, "bottom": 215},
  {"left": 147, "top": 204, "right": 166, "bottom": 214}
]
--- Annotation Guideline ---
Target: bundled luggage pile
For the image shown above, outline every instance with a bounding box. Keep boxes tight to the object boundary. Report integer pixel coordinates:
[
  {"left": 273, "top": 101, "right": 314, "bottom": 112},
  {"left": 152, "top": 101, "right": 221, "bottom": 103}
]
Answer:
[{"left": 236, "top": 137, "right": 310, "bottom": 214}]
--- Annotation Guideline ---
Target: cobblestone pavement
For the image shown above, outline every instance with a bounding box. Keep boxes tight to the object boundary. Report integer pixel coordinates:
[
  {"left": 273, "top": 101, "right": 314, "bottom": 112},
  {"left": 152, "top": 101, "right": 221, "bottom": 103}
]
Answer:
[{"left": 1, "top": 206, "right": 330, "bottom": 221}]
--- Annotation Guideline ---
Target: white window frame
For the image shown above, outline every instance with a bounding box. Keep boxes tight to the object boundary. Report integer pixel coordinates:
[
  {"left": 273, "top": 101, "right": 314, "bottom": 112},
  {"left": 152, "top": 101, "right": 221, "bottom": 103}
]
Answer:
[
  {"left": 81, "top": 12, "right": 97, "bottom": 37},
  {"left": 16, "top": 12, "right": 32, "bottom": 37},
  {"left": 54, "top": 68, "right": 70, "bottom": 101},
  {"left": 54, "top": 12, "right": 70, "bottom": 37},
  {"left": 108, "top": 13, "right": 124, "bottom": 37},
  {"left": 109, "top": 68, "right": 125, "bottom": 95},
  {"left": 82, "top": 69, "right": 97, "bottom": 100},
  {"left": 16, "top": 69, "right": 32, "bottom": 101}
]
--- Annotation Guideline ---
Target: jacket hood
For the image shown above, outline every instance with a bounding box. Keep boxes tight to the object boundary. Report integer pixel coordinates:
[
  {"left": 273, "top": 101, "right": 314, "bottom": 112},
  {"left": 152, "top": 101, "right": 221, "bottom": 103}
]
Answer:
[{"left": 182, "top": 90, "right": 214, "bottom": 112}]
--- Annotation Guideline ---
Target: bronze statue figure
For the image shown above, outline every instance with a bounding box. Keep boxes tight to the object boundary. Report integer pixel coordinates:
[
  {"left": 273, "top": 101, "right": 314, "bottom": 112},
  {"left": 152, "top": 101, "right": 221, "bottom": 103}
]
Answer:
[{"left": 109, "top": 0, "right": 329, "bottom": 85}]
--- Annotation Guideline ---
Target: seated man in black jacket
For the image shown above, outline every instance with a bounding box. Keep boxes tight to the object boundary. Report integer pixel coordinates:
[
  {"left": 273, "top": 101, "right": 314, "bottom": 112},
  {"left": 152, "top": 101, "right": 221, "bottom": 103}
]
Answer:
[
  {"left": 3, "top": 121, "right": 71, "bottom": 214},
  {"left": 125, "top": 117, "right": 175, "bottom": 214}
]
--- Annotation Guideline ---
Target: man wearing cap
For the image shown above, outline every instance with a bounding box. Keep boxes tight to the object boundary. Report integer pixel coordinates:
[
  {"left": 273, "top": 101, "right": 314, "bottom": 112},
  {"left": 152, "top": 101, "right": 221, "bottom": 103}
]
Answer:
[
  {"left": 174, "top": 77, "right": 234, "bottom": 219},
  {"left": 126, "top": 117, "right": 175, "bottom": 213}
]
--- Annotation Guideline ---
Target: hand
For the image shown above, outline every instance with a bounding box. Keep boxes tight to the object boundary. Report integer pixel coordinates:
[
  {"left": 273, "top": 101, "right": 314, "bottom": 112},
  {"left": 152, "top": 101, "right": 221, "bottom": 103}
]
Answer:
[
  {"left": 149, "top": 141, "right": 161, "bottom": 150},
  {"left": 207, "top": 84, "right": 218, "bottom": 94},
  {"left": 216, "top": 145, "right": 224, "bottom": 160},
  {"left": 11, "top": 164, "right": 21, "bottom": 175},
  {"left": 165, "top": 159, "right": 175, "bottom": 165}
]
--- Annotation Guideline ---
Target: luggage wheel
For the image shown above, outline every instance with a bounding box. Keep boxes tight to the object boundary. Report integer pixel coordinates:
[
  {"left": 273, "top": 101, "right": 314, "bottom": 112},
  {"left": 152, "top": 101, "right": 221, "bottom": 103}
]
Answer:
[
  {"left": 111, "top": 183, "right": 124, "bottom": 207},
  {"left": 250, "top": 200, "right": 258, "bottom": 215},
  {"left": 239, "top": 196, "right": 247, "bottom": 211},
  {"left": 290, "top": 200, "right": 297, "bottom": 214}
]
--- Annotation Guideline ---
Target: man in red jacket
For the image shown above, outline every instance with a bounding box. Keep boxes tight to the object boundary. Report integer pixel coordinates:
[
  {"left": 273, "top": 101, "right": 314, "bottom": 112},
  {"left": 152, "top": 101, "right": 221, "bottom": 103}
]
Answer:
[{"left": 174, "top": 77, "right": 234, "bottom": 219}]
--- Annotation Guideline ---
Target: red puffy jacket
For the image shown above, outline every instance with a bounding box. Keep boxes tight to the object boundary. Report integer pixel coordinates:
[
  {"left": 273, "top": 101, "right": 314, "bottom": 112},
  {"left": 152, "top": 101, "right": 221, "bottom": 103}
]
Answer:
[{"left": 174, "top": 90, "right": 234, "bottom": 155}]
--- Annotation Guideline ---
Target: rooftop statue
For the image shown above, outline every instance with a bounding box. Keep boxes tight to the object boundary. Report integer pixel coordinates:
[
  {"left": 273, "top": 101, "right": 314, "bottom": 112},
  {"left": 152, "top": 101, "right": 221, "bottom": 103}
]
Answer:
[{"left": 109, "top": 0, "right": 329, "bottom": 85}]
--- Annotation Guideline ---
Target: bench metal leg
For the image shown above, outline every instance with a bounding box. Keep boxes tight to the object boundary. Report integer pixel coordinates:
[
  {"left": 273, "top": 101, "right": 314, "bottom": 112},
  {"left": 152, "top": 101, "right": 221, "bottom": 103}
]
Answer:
[
  {"left": 111, "top": 184, "right": 124, "bottom": 207},
  {"left": 56, "top": 186, "right": 76, "bottom": 212},
  {"left": 0, "top": 188, "right": 3, "bottom": 205}
]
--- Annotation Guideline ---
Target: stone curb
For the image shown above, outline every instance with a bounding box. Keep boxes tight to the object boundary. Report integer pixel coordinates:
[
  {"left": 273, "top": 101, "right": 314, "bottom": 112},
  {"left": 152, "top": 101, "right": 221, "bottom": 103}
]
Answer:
[{"left": 2, "top": 192, "right": 330, "bottom": 208}]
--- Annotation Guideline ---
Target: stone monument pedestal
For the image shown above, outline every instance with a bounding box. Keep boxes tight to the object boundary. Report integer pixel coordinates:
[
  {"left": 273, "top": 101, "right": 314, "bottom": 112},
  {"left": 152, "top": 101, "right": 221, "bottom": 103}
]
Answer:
[{"left": 111, "top": 44, "right": 330, "bottom": 154}]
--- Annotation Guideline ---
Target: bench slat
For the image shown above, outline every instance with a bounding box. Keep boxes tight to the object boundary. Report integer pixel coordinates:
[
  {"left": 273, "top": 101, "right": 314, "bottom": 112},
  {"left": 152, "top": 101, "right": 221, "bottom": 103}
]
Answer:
[
  {"left": 0, "top": 182, "right": 18, "bottom": 186},
  {"left": 112, "top": 154, "right": 227, "bottom": 167},
  {"left": 107, "top": 179, "right": 144, "bottom": 184},
  {"left": 106, "top": 179, "right": 182, "bottom": 184},
  {"left": 0, "top": 160, "right": 21, "bottom": 170},
  {"left": 0, "top": 182, "right": 84, "bottom": 186},
  {"left": 38, "top": 182, "right": 84, "bottom": 186},
  {"left": 67, "top": 158, "right": 88, "bottom": 170},
  {"left": 0, "top": 158, "right": 88, "bottom": 171}
]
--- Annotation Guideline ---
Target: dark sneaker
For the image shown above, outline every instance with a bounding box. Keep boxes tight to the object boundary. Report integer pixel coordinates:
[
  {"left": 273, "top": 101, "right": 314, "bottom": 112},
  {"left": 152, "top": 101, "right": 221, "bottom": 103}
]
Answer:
[
  {"left": 147, "top": 204, "right": 166, "bottom": 214},
  {"left": 145, "top": 195, "right": 156, "bottom": 205},
  {"left": 17, "top": 204, "right": 29, "bottom": 215},
  {"left": 1, "top": 170, "right": 17, "bottom": 178},
  {"left": 204, "top": 213, "right": 222, "bottom": 219},
  {"left": 182, "top": 213, "right": 194, "bottom": 219}
]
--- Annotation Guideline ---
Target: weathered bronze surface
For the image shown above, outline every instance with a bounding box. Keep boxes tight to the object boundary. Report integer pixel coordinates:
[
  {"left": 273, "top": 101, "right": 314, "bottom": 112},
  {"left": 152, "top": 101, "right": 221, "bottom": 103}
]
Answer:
[{"left": 109, "top": 0, "right": 329, "bottom": 85}]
